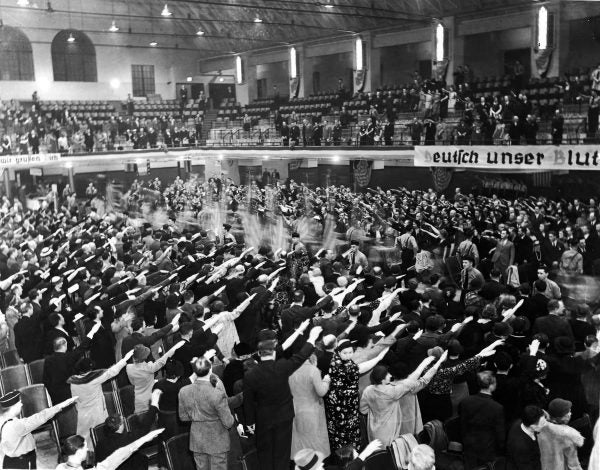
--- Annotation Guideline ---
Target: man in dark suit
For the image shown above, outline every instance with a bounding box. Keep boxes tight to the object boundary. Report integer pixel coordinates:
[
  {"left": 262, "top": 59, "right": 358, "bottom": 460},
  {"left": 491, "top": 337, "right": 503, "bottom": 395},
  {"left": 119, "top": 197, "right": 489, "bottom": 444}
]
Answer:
[
  {"left": 459, "top": 371, "right": 505, "bottom": 469},
  {"left": 44, "top": 312, "right": 75, "bottom": 356},
  {"left": 121, "top": 314, "right": 178, "bottom": 360},
  {"left": 542, "top": 231, "right": 564, "bottom": 266},
  {"left": 506, "top": 406, "right": 546, "bottom": 470},
  {"left": 532, "top": 299, "right": 573, "bottom": 345},
  {"left": 83, "top": 305, "right": 116, "bottom": 368},
  {"left": 280, "top": 290, "right": 332, "bottom": 337},
  {"left": 480, "top": 269, "right": 507, "bottom": 301},
  {"left": 569, "top": 305, "right": 595, "bottom": 352},
  {"left": 243, "top": 326, "right": 322, "bottom": 470},
  {"left": 14, "top": 301, "right": 43, "bottom": 363},
  {"left": 173, "top": 322, "right": 204, "bottom": 377},
  {"left": 43, "top": 322, "right": 100, "bottom": 404},
  {"left": 492, "top": 352, "right": 522, "bottom": 426}
]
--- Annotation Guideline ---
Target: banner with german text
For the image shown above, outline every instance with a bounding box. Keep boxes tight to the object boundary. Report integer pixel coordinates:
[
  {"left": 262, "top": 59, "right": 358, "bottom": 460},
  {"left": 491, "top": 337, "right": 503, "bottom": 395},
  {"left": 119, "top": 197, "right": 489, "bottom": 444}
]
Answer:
[{"left": 414, "top": 145, "right": 600, "bottom": 171}]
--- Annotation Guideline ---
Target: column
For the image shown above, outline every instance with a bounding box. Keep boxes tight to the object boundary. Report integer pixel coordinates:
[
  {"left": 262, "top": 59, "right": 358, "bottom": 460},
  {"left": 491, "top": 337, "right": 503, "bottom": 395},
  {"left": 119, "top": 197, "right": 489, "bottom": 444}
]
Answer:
[
  {"left": 297, "top": 45, "right": 313, "bottom": 98},
  {"left": 3, "top": 169, "right": 11, "bottom": 199},
  {"left": 445, "top": 17, "right": 463, "bottom": 86},
  {"left": 236, "top": 53, "right": 257, "bottom": 106},
  {"left": 67, "top": 166, "right": 75, "bottom": 190},
  {"left": 364, "top": 32, "right": 381, "bottom": 92}
]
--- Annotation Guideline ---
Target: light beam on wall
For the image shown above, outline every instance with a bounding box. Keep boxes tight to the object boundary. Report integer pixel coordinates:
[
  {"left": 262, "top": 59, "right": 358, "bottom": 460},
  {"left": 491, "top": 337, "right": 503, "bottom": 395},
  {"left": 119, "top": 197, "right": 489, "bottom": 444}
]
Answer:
[
  {"left": 355, "top": 37, "right": 363, "bottom": 71},
  {"left": 161, "top": 4, "right": 172, "bottom": 17},
  {"left": 538, "top": 6, "right": 548, "bottom": 50},
  {"left": 290, "top": 47, "right": 297, "bottom": 79},
  {"left": 109, "top": 20, "right": 119, "bottom": 32},
  {"left": 236, "top": 55, "right": 243, "bottom": 84},
  {"left": 435, "top": 23, "right": 444, "bottom": 61}
]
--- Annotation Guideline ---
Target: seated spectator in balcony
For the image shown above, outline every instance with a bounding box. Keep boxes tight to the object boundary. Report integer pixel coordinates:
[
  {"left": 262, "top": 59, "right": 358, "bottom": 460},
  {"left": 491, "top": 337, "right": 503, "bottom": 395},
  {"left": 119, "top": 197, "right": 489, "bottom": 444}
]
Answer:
[
  {"left": 408, "top": 117, "right": 423, "bottom": 146},
  {"left": 508, "top": 116, "right": 521, "bottom": 145},
  {"left": 524, "top": 115, "right": 539, "bottom": 145},
  {"left": 551, "top": 109, "right": 564, "bottom": 145},
  {"left": 281, "top": 121, "right": 290, "bottom": 146},
  {"left": 58, "top": 131, "right": 69, "bottom": 153},
  {"left": 332, "top": 120, "right": 342, "bottom": 146}
]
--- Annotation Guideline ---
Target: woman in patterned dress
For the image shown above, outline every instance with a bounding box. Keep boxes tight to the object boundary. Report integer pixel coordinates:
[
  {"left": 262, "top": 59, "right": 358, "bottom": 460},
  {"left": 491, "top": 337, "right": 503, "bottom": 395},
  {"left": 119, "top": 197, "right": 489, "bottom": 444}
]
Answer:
[{"left": 324, "top": 339, "right": 389, "bottom": 452}]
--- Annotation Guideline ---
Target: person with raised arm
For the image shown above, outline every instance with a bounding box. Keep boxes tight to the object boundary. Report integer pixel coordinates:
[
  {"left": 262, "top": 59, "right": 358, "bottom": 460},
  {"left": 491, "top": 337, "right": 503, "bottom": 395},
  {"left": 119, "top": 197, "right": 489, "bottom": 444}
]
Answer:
[{"left": 0, "top": 392, "right": 78, "bottom": 469}]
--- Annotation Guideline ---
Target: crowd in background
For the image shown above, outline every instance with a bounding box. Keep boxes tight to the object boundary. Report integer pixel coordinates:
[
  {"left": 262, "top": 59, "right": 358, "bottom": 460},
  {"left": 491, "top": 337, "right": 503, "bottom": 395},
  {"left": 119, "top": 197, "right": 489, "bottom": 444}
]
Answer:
[{"left": 0, "top": 172, "right": 599, "bottom": 469}]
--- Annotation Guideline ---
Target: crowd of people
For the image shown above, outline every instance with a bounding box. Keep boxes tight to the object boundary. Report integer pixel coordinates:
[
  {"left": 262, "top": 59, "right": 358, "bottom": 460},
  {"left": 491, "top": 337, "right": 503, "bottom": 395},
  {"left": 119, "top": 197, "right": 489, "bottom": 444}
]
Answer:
[
  {"left": 0, "top": 96, "right": 203, "bottom": 156},
  {"left": 0, "top": 171, "right": 598, "bottom": 470}
]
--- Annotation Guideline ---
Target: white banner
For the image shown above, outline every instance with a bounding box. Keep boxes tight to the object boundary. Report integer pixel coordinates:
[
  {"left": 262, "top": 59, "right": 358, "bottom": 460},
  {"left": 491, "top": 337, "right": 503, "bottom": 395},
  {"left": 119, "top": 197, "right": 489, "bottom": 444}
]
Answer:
[
  {"left": 0, "top": 153, "right": 61, "bottom": 168},
  {"left": 414, "top": 145, "right": 600, "bottom": 171}
]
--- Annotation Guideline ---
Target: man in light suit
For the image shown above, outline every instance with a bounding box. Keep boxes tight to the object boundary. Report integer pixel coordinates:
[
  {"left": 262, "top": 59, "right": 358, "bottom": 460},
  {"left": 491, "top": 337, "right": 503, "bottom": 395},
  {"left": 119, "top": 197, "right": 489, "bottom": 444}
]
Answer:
[
  {"left": 346, "top": 240, "right": 369, "bottom": 272},
  {"left": 491, "top": 228, "right": 515, "bottom": 277},
  {"left": 179, "top": 355, "right": 235, "bottom": 470}
]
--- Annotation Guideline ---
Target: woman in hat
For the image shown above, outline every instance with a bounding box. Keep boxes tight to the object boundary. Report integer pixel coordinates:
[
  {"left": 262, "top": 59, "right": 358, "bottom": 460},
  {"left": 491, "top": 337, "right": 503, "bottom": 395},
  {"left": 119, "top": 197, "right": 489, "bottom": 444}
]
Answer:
[
  {"left": 360, "top": 352, "right": 448, "bottom": 446},
  {"left": 68, "top": 349, "right": 134, "bottom": 446},
  {"left": 418, "top": 340, "right": 502, "bottom": 424},
  {"left": 56, "top": 429, "right": 164, "bottom": 470},
  {"left": 324, "top": 339, "right": 389, "bottom": 452},
  {"left": 126, "top": 340, "right": 186, "bottom": 413},
  {"left": 289, "top": 354, "right": 331, "bottom": 459}
]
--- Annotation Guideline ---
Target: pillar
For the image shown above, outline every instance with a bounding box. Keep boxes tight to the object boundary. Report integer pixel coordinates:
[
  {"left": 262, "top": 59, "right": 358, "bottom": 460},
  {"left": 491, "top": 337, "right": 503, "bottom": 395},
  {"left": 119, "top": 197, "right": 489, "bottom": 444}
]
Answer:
[
  {"left": 297, "top": 45, "right": 313, "bottom": 98},
  {"left": 3, "top": 169, "right": 11, "bottom": 199},
  {"left": 67, "top": 166, "right": 75, "bottom": 190},
  {"left": 364, "top": 32, "right": 381, "bottom": 92},
  {"left": 531, "top": 0, "right": 561, "bottom": 79},
  {"left": 445, "top": 17, "right": 463, "bottom": 86},
  {"left": 236, "top": 53, "right": 257, "bottom": 106}
]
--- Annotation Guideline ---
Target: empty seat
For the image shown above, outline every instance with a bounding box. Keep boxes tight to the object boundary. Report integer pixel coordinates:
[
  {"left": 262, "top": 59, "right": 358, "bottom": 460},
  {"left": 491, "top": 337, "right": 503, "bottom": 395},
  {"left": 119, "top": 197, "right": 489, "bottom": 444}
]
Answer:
[
  {"left": 119, "top": 385, "right": 135, "bottom": 417},
  {"left": 364, "top": 449, "right": 396, "bottom": 469},
  {"left": 2, "top": 350, "right": 21, "bottom": 368},
  {"left": 19, "top": 385, "right": 61, "bottom": 451},
  {"left": 27, "top": 358, "right": 45, "bottom": 385},
  {"left": 127, "top": 410, "right": 159, "bottom": 461},
  {"left": 1, "top": 364, "right": 29, "bottom": 394},
  {"left": 163, "top": 433, "right": 195, "bottom": 470}
]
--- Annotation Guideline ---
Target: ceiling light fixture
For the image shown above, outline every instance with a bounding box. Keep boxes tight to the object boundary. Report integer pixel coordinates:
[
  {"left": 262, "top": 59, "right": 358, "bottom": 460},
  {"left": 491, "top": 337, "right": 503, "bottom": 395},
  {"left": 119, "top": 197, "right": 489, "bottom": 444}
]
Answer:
[
  {"left": 161, "top": 3, "right": 171, "bottom": 17},
  {"left": 109, "top": 20, "right": 119, "bottom": 32},
  {"left": 149, "top": 40, "right": 158, "bottom": 46},
  {"left": 323, "top": 0, "right": 334, "bottom": 8},
  {"left": 67, "top": 32, "right": 75, "bottom": 42},
  {"left": 196, "top": 29, "right": 204, "bottom": 36},
  {"left": 254, "top": 16, "right": 262, "bottom": 23},
  {"left": 17, "top": 0, "right": 29, "bottom": 7}
]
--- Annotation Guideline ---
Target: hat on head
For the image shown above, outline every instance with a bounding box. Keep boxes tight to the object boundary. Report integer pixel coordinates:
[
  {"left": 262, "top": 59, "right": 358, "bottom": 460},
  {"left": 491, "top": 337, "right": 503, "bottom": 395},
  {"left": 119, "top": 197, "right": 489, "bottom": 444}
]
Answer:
[
  {"left": 350, "top": 240, "right": 360, "bottom": 246},
  {"left": 40, "top": 247, "right": 53, "bottom": 257},
  {"left": 493, "top": 322, "right": 513, "bottom": 338},
  {"left": 427, "top": 346, "right": 444, "bottom": 359},
  {"left": 462, "top": 254, "right": 475, "bottom": 263},
  {"left": 293, "top": 449, "right": 325, "bottom": 470},
  {"left": 223, "top": 223, "right": 232, "bottom": 231},
  {"left": 0, "top": 390, "right": 20, "bottom": 409},
  {"left": 133, "top": 344, "right": 151, "bottom": 362},
  {"left": 291, "top": 232, "right": 300, "bottom": 238},
  {"left": 548, "top": 398, "right": 572, "bottom": 419},
  {"left": 384, "top": 276, "right": 397, "bottom": 288},
  {"left": 256, "top": 329, "right": 277, "bottom": 342}
]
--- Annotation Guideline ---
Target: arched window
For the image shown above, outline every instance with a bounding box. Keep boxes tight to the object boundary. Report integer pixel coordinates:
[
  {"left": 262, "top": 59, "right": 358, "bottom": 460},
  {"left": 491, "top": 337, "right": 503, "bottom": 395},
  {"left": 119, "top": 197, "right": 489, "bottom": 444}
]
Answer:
[
  {"left": 0, "top": 26, "right": 35, "bottom": 81},
  {"left": 51, "top": 30, "right": 97, "bottom": 82}
]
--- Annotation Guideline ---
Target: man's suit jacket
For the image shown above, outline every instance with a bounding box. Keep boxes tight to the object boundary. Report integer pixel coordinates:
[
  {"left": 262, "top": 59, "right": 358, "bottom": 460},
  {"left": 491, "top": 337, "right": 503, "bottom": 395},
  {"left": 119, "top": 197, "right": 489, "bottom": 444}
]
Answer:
[
  {"left": 43, "top": 337, "right": 90, "bottom": 404},
  {"left": 243, "top": 342, "right": 314, "bottom": 431},
  {"left": 532, "top": 315, "right": 574, "bottom": 344},
  {"left": 121, "top": 325, "right": 173, "bottom": 359},
  {"left": 179, "top": 378, "right": 234, "bottom": 454},
  {"left": 348, "top": 250, "right": 368, "bottom": 270},
  {"left": 44, "top": 327, "right": 75, "bottom": 356},
  {"left": 280, "top": 295, "right": 332, "bottom": 337},
  {"left": 84, "top": 318, "right": 115, "bottom": 369},
  {"left": 542, "top": 240, "right": 564, "bottom": 265},
  {"left": 459, "top": 393, "right": 505, "bottom": 461},
  {"left": 492, "top": 239, "right": 515, "bottom": 273},
  {"left": 173, "top": 338, "right": 203, "bottom": 377},
  {"left": 14, "top": 315, "right": 43, "bottom": 363}
]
